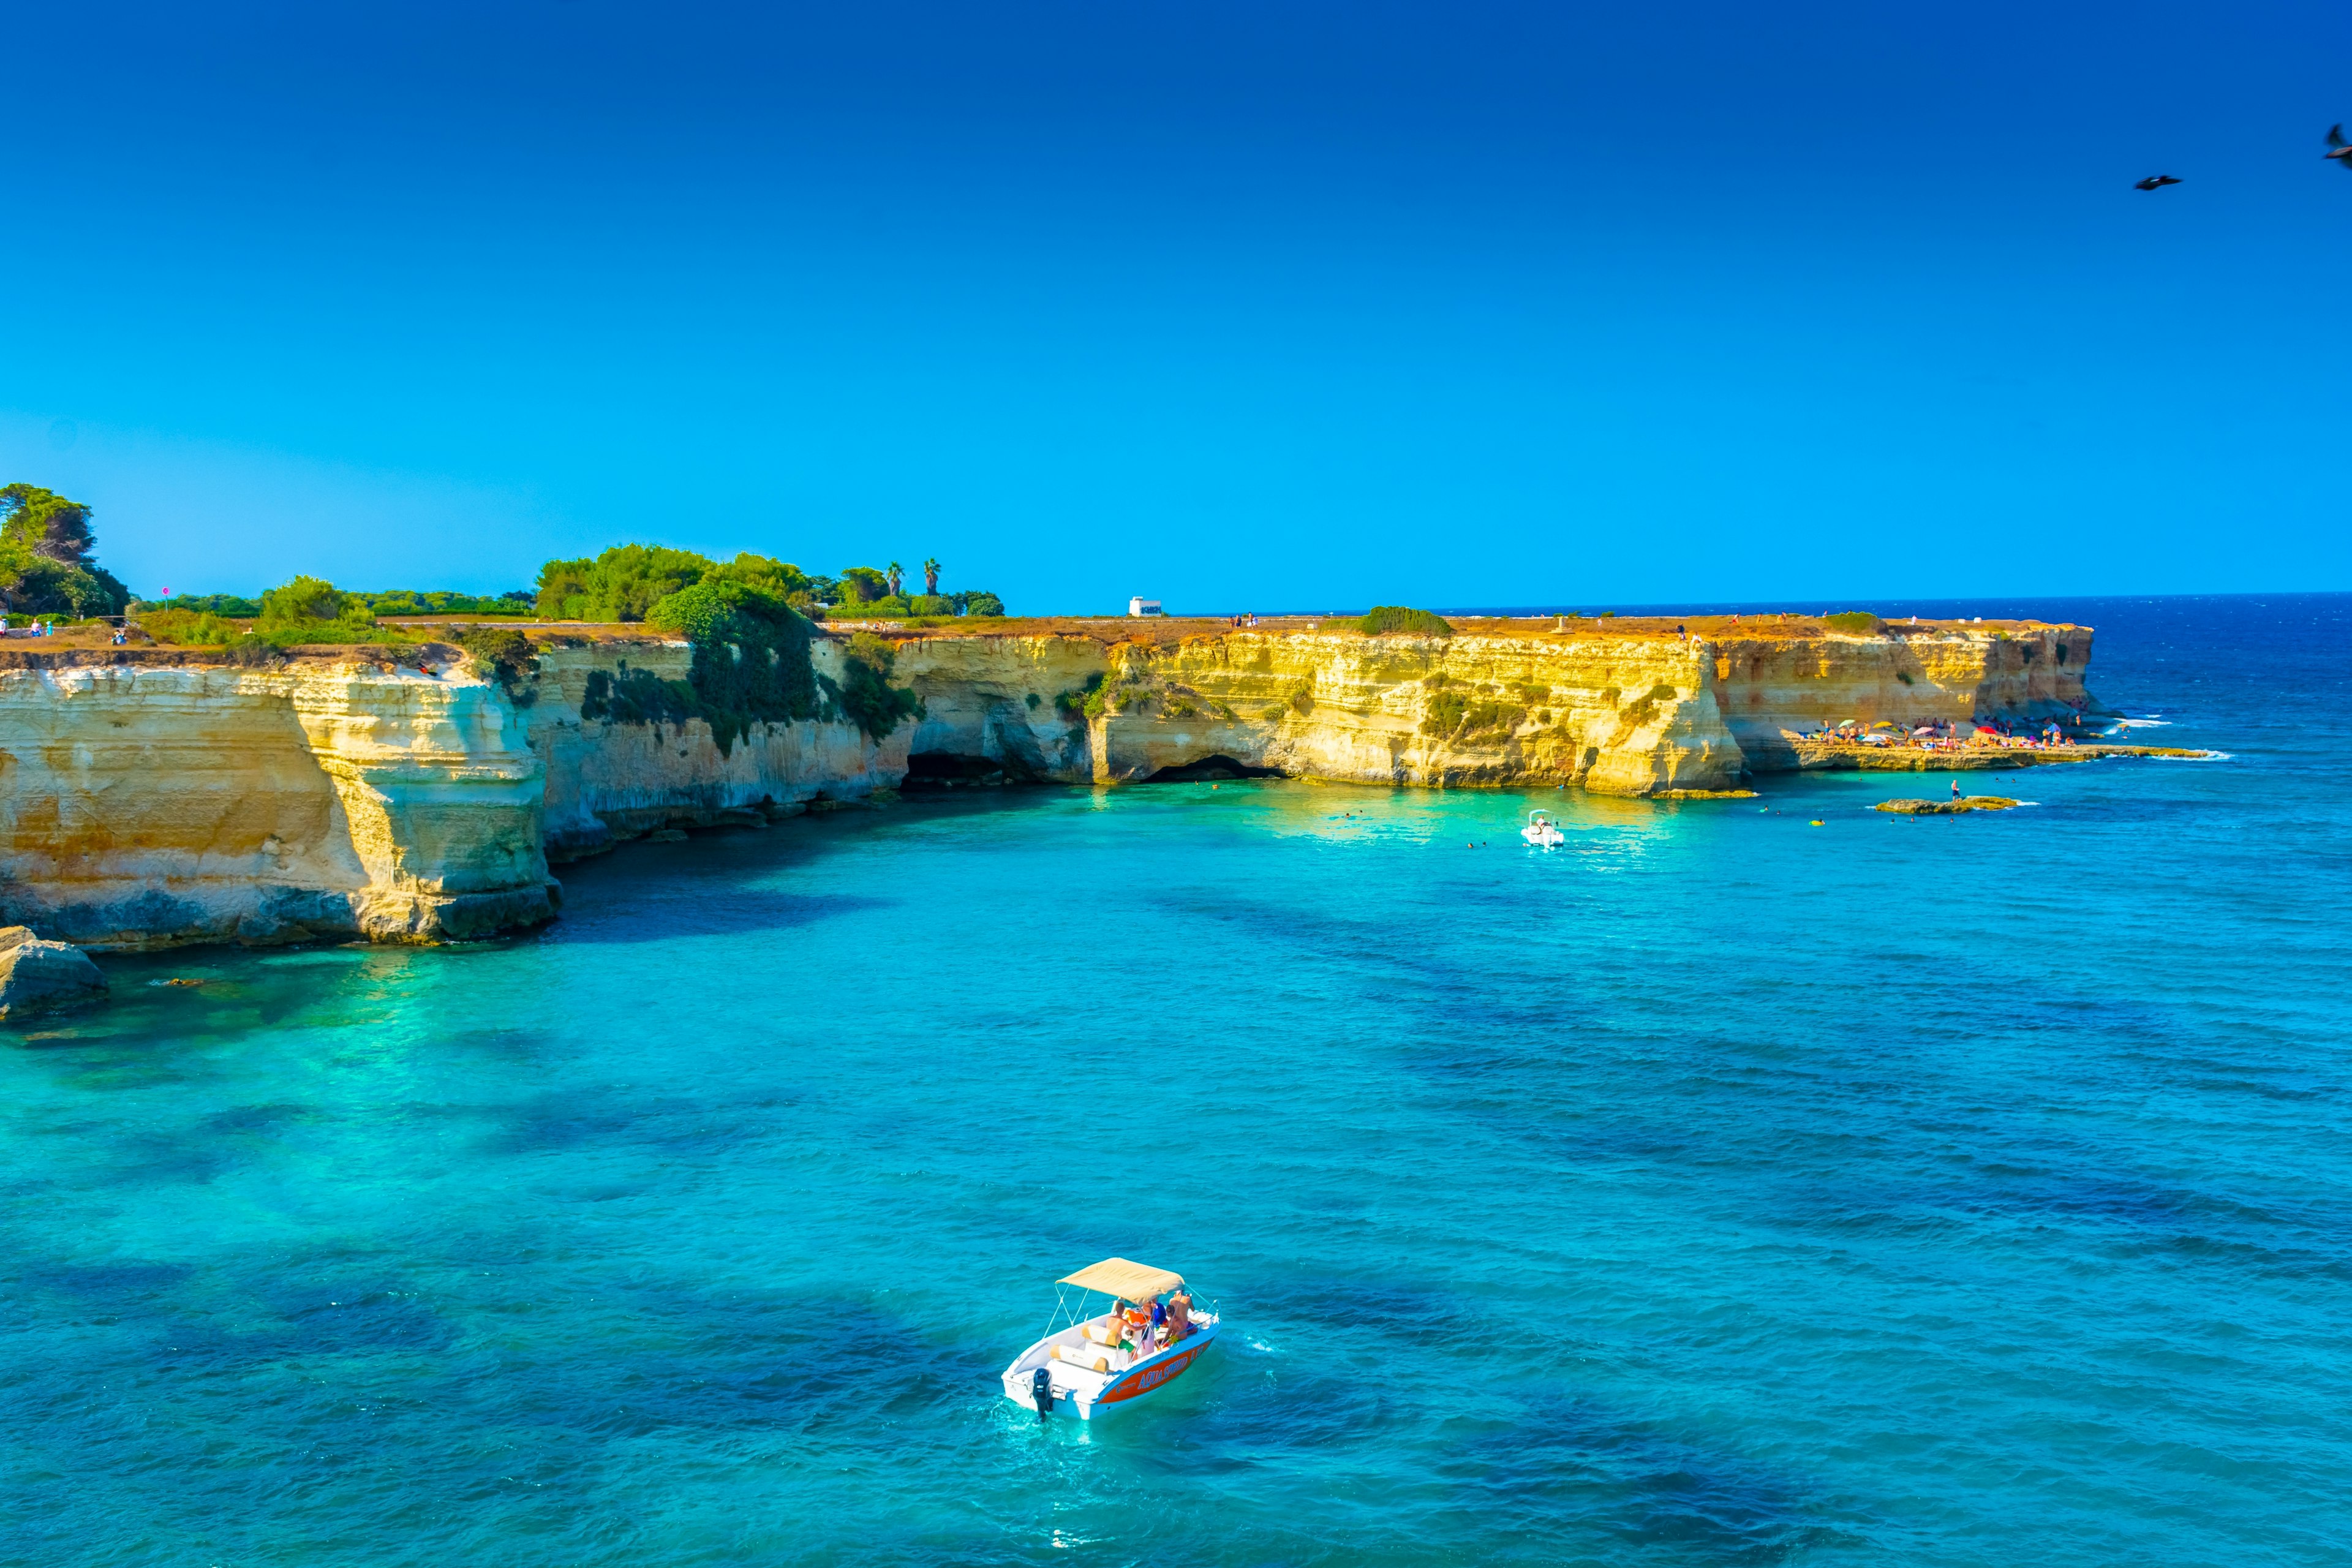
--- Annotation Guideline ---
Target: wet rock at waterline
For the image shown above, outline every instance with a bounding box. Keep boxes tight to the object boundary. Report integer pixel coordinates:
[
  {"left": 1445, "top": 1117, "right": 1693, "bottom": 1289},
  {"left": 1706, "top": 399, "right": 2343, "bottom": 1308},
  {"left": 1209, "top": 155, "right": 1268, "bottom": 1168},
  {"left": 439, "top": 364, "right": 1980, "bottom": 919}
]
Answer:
[
  {"left": 0, "top": 927, "right": 110, "bottom": 1020},
  {"left": 1874, "top": 796, "right": 2021, "bottom": 815}
]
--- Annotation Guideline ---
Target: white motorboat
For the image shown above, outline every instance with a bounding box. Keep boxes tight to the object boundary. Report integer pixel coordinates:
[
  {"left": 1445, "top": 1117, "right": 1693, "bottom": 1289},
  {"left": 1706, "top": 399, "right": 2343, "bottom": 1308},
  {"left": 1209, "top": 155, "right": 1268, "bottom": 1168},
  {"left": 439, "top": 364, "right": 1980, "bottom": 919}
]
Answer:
[
  {"left": 1521, "top": 808, "right": 1566, "bottom": 848},
  {"left": 1000, "top": 1257, "right": 1220, "bottom": 1422}
]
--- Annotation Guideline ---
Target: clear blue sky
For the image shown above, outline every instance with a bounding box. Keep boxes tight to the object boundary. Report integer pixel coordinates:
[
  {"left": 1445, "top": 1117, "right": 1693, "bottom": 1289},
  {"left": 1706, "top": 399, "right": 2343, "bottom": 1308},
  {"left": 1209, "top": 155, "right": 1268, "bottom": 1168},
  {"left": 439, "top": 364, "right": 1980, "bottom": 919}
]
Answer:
[{"left": 5, "top": 1, "right": 2348, "bottom": 611}]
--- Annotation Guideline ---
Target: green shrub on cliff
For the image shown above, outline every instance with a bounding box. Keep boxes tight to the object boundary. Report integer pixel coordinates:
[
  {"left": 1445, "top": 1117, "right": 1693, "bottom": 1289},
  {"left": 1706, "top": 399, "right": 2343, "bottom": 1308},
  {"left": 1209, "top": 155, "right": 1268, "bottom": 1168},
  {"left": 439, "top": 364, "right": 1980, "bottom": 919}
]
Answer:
[
  {"left": 1824, "top": 611, "right": 1883, "bottom": 634},
  {"left": 225, "top": 634, "right": 285, "bottom": 668},
  {"left": 456, "top": 625, "right": 541, "bottom": 696},
  {"left": 828, "top": 630, "right": 924, "bottom": 742},
  {"left": 253, "top": 576, "right": 396, "bottom": 646},
  {"left": 1056, "top": 672, "right": 1104, "bottom": 720},
  {"left": 581, "top": 662, "right": 697, "bottom": 728},
  {"left": 537, "top": 545, "right": 711, "bottom": 622},
  {"left": 535, "top": 546, "right": 818, "bottom": 623},
  {"left": 149, "top": 593, "right": 260, "bottom": 617},
  {"left": 533, "top": 543, "right": 993, "bottom": 625},
  {"left": 1359, "top": 606, "right": 1454, "bottom": 637},
  {"left": 362, "top": 589, "right": 535, "bottom": 617},
  {"left": 137, "top": 608, "right": 241, "bottom": 646},
  {"left": 1421, "top": 690, "right": 1525, "bottom": 740},
  {"left": 1461, "top": 700, "right": 1525, "bottom": 737},
  {"left": 618, "top": 579, "right": 826, "bottom": 752},
  {"left": 259, "top": 576, "right": 353, "bottom": 626}
]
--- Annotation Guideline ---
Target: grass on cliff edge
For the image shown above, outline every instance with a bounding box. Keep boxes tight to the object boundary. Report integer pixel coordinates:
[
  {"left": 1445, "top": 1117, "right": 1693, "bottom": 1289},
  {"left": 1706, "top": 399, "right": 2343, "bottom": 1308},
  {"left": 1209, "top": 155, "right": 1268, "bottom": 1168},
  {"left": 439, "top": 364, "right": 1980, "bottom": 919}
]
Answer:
[{"left": 1359, "top": 606, "right": 1456, "bottom": 637}]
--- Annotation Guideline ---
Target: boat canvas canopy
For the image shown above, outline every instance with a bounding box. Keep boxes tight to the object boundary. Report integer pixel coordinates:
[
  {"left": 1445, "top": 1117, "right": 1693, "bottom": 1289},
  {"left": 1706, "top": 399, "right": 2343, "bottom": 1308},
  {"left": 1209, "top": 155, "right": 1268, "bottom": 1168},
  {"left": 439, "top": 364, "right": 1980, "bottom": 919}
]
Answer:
[{"left": 1058, "top": 1258, "right": 1184, "bottom": 1301}]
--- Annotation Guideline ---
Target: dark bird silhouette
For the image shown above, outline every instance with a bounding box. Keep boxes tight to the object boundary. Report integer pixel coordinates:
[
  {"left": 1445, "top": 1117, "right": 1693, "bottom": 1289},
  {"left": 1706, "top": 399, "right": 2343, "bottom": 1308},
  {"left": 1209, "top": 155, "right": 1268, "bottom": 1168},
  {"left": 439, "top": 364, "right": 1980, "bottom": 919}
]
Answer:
[
  {"left": 2134, "top": 175, "right": 2182, "bottom": 190},
  {"left": 2329, "top": 124, "right": 2352, "bottom": 168}
]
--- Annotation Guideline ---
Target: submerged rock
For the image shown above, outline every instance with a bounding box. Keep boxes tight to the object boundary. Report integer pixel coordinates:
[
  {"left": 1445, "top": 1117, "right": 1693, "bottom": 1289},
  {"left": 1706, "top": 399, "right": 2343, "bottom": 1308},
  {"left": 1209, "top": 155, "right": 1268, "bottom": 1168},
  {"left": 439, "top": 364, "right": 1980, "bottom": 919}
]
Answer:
[
  {"left": 1874, "top": 796, "right": 2020, "bottom": 815},
  {"left": 0, "top": 927, "right": 110, "bottom": 1020}
]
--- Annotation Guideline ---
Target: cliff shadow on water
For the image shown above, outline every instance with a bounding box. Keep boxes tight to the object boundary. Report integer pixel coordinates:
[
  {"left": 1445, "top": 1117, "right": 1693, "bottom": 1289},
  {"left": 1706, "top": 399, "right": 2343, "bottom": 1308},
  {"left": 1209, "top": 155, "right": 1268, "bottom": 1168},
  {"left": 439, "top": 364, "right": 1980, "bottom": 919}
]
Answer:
[
  {"left": 0, "top": 614, "right": 2117, "bottom": 954},
  {"left": 1140, "top": 754, "right": 1286, "bottom": 783},
  {"left": 522, "top": 820, "right": 900, "bottom": 946}
]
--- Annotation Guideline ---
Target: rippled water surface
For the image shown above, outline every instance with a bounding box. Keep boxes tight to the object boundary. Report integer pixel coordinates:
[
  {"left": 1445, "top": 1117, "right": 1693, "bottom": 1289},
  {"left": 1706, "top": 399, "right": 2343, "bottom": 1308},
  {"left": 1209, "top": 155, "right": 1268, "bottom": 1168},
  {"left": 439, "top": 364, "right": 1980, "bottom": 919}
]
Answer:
[{"left": 6, "top": 594, "right": 2348, "bottom": 1566}]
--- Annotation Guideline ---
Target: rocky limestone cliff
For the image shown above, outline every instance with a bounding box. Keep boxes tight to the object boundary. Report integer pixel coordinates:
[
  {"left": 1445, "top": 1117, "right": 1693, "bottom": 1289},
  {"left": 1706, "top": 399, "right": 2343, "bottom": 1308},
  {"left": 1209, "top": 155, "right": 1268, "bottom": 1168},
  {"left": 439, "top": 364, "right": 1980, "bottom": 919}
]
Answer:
[
  {"left": 0, "top": 619, "right": 2100, "bottom": 949},
  {"left": 890, "top": 620, "right": 2095, "bottom": 794},
  {"left": 0, "top": 639, "right": 904, "bottom": 948},
  {"left": 0, "top": 658, "right": 551, "bottom": 948},
  {"left": 519, "top": 640, "right": 908, "bottom": 860},
  {"left": 1713, "top": 624, "right": 2094, "bottom": 771}
]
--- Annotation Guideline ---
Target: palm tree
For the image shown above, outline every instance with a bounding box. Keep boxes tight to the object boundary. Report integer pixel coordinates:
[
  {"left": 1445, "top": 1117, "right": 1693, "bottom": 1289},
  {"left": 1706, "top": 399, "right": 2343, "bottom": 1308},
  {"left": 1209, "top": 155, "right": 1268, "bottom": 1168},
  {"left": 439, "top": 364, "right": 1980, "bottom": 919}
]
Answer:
[
  {"left": 922, "top": 557, "right": 941, "bottom": 596},
  {"left": 886, "top": 561, "right": 903, "bottom": 597}
]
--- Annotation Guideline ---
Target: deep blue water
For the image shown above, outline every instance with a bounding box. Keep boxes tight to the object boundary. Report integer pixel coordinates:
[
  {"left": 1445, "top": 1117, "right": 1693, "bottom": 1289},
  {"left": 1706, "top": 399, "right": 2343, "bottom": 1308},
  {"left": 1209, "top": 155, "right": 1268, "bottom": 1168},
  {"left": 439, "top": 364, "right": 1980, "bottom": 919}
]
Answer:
[{"left": 5, "top": 593, "right": 2348, "bottom": 1566}]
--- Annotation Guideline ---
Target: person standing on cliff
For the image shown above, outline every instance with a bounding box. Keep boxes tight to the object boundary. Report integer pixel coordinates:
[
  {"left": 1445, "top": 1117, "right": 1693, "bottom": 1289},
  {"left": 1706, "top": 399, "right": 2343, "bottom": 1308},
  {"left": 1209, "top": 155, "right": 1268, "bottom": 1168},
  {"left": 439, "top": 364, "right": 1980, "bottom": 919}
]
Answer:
[{"left": 1951, "top": 778, "right": 1962, "bottom": 801}]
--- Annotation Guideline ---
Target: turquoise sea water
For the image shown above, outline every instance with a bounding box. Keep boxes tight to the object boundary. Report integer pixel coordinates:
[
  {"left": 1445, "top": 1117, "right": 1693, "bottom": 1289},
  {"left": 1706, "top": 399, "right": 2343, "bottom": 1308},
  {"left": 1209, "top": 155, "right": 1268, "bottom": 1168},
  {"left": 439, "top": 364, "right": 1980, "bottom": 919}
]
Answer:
[{"left": 6, "top": 594, "right": 2348, "bottom": 1566}]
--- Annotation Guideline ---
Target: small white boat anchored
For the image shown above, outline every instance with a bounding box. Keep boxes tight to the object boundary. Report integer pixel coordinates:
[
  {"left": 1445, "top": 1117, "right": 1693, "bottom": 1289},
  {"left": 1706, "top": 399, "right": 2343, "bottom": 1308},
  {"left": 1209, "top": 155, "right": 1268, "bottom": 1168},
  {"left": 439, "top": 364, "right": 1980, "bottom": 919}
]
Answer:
[
  {"left": 1000, "top": 1257, "right": 1220, "bottom": 1422},
  {"left": 1521, "top": 808, "right": 1566, "bottom": 848}
]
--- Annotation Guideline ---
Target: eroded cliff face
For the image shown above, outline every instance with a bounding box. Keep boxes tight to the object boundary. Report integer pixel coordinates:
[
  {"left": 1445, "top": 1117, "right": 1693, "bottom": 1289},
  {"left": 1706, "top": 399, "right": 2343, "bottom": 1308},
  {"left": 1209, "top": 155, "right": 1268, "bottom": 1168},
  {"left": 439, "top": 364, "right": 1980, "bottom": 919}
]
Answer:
[
  {"left": 1084, "top": 631, "right": 1743, "bottom": 793},
  {"left": 0, "top": 660, "right": 551, "bottom": 948},
  {"left": 521, "top": 641, "right": 908, "bottom": 859},
  {"left": 0, "top": 620, "right": 2100, "bottom": 949},
  {"left": 0, "top": 638, "right": 907, "bottom": 947},
  {"left": 889, "top": 623, "right": 2092, "bottom": 794},
  {"left": 1713, "top": 624, "right": 2095, "bottom": 771},
  {"left": 892, "top": 634, "right": 1105, "bottom": 781}
]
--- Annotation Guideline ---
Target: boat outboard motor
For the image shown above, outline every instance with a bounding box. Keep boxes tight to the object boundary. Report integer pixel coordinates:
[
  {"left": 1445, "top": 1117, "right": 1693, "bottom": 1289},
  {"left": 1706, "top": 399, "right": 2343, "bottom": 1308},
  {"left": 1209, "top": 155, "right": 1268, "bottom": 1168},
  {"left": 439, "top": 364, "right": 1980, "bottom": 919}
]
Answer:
[{"left": 1030, "top": 1366, "right": 1056, "bottom": 1421}]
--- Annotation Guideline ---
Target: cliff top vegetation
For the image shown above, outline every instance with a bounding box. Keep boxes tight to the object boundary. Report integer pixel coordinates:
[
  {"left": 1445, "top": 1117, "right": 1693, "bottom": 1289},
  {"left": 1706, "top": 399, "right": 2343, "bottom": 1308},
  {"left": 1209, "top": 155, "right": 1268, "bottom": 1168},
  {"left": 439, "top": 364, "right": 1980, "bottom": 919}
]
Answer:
[
  {"left": 533, "top": 543, "right": 1003, "bottom": 625},
  {"left": 151, "top": 589, "right": 537, "bottom": 619},
  {"left": 1359, "top": 605, "right": 1455, "bottom": 637},
  {"left": 578, "top": 579, "right": 921, "bottom": 750},
  {"left": 0, "top": 483, "right": 132, "bottom": 618}
]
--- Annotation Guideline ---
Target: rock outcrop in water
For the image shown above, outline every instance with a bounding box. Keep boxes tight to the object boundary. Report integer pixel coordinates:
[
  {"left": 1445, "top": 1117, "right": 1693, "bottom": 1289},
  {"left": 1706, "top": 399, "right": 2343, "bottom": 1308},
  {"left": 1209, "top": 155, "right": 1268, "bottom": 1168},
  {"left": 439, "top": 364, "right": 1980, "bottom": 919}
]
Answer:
[
  {"left": 0, "top": 617, "right": 2108, "bottom": 948},
  {"left": 0, "top": 925, "right": 108, "bottom": 1017},
  {"left": 1874, "top": 796, "right": 2021, "bottom": 815}
]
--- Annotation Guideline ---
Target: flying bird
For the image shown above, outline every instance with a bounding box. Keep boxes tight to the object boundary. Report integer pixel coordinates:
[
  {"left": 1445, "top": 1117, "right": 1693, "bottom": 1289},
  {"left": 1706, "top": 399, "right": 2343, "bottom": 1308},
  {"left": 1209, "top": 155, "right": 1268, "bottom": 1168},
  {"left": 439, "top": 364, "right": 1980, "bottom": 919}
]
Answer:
[
  {"left": 2329, "top": 124, "right": 2352, "bottom": 168},
  {"left": 2133, "top": 175, "right": 2181, "bottom": 190}
]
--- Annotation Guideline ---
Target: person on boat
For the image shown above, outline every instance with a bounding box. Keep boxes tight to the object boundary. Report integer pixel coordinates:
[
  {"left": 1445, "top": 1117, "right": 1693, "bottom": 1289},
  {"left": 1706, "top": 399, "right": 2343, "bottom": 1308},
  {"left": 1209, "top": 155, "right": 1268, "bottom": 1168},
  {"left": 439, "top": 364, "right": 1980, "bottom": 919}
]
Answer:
[
  {"left": 1150, "top": 1294, "right": 1167, "bottom": 1343},
  {"left": 1166, "top": 1287, "right": 1193, "bottom": 1340}
]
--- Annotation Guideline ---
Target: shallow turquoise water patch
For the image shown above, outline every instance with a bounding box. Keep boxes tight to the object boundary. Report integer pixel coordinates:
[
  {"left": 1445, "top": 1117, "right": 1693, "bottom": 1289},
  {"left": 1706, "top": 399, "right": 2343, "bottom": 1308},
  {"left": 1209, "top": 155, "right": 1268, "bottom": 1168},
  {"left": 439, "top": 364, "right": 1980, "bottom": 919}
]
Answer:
[{"left": 4, "top": 595, "right": 2348, "bottom": 1566}]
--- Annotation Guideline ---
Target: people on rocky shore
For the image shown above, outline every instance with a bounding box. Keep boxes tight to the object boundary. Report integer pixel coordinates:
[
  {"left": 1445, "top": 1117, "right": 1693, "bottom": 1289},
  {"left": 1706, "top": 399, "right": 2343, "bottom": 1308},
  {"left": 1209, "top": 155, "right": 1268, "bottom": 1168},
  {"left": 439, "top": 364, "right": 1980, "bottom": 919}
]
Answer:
[{"left": 1800, "top": 717, "right": 2082, "bottom": 755}]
